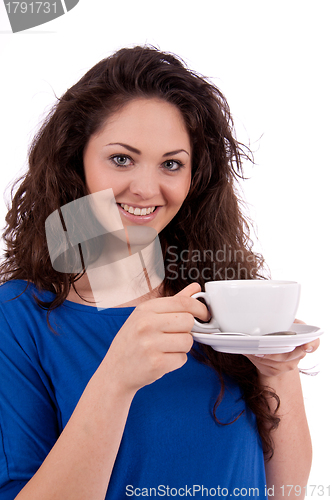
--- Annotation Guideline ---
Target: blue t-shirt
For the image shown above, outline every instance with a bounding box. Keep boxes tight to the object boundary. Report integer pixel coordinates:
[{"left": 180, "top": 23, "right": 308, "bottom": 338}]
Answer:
[{"left": 0, "top": 280, "right": 267, "bottom": 499}]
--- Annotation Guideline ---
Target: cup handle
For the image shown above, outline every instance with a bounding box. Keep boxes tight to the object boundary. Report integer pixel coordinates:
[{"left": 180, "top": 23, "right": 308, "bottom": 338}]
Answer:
[{"left": 191, "top": 292, "right": 220, "bottom": 330}]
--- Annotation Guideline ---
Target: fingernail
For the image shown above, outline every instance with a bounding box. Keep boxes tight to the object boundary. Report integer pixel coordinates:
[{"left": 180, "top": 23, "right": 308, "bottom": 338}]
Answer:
[
  {"left": 255, "top": 354, "right": 265, "bottom": 358},
  {"left": 303, "top": 346, "right": 313, "bottom": 353}
]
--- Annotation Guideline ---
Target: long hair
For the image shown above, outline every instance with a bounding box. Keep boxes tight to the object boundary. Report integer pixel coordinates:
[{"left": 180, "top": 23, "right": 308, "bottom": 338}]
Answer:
[{"left": 0, "top": 45, "right": 279, "bottom": 459}]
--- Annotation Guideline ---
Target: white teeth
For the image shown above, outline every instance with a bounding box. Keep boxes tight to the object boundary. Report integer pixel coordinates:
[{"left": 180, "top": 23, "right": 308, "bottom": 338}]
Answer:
[{"left": 120, "top": 204, "right": 156, "bottom": 216}]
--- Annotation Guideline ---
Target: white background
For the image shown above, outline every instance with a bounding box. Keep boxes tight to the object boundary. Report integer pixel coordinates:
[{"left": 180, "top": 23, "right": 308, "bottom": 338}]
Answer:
[{"left": 0, "top": 0, "right": 332, "bottom": 495}]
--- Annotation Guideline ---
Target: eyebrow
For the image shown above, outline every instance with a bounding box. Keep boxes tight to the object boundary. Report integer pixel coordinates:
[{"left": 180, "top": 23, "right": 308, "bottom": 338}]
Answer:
[{"left": 105, "top": 143, "right": 189, "bottom": 157}]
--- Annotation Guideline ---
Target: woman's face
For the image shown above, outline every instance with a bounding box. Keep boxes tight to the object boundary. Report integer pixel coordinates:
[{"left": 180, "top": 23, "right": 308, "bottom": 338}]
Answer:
[{"left": 83, "top": 98, "right": 192, "bottom": 235}]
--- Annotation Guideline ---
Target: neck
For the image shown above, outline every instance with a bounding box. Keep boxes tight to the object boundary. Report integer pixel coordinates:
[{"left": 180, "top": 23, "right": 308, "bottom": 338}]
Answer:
[{"left": 66, "top": 240, "right": 164, "bottom": 308}]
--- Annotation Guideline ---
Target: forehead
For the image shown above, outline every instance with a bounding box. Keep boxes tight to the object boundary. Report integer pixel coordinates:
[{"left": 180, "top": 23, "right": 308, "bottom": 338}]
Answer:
[{"left": 94, "top": 98, "right": 190, "bottom": 145}]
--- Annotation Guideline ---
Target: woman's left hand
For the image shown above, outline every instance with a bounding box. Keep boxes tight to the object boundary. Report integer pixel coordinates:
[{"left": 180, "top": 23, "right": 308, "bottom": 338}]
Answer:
[{"left": 245, "top": 320, "right": 320, "bottom": 379}]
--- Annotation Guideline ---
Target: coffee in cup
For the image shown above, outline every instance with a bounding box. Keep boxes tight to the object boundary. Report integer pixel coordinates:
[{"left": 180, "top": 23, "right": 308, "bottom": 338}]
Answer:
[{"left": 192, "top": 280, "right": 301, "bottom": 335}]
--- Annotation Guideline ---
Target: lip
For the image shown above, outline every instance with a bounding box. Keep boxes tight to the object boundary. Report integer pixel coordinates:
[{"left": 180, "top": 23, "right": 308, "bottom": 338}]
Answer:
[{"left": 117, "top": 203, "right": 161, "bottom": 224}]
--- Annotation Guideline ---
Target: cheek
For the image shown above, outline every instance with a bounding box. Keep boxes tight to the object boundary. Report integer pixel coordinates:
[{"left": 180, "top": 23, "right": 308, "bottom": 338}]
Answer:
[
  {"left": 179, "top": 172, "right": 192, "bottom": 201},
  {"left": 85, "top": 166, "right": 125, "bottom": 195},
  {"left": 169, "top": 181, "right": 191, "bottom": 208}
]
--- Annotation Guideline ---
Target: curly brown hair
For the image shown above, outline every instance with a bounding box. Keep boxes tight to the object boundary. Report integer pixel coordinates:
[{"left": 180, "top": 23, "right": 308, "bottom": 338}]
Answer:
[{"left": 0, "top": 45, "right": 279, "bottom": 459}]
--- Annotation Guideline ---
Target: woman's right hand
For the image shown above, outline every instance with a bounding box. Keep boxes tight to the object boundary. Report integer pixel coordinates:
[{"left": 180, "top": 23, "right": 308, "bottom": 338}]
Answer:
[
  {"left": 14, "top": 287, "right": 208, "bottom": 500},
  {"left": 104, "top": 283, "right": 209, "bottom": 395}
]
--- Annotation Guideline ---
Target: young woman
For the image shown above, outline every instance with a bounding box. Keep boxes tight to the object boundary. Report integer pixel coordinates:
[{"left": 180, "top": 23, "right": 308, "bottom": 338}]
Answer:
[{"left": 0, "top": 46, "right": 319, "bottom": 499}]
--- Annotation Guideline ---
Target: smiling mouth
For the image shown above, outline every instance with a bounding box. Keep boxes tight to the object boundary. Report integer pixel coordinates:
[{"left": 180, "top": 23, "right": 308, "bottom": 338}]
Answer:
[{"left": 120, "top": 204, "right": 156, "bottom": 216}]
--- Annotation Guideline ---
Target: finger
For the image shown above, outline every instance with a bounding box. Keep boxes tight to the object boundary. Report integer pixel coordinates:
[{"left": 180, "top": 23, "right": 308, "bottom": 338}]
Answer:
[
  {"left": 255, "top": 339, "right": 319, "bottom": 365},
  {"left": 293, "top": 318, "right": 306, "bottom": 325},
  {"left": 159, "top": 332, "right": 194, "bottom": 353},
  {"left": 175, "top": 282, "right": 201, "bottom": 297},
  {"left": 253, "top": 337, "right": 321, "bottom": 363},
  {"left": 246, "top": 352, "right": 305, "bottom": 376},
  {"left": 139, "top": 283, "right": 201, "bottom": 312},
  {"left": 176, "top": 282, "right": 210, "bottom": 321},
  {"left": 139, "top": 285, "right": 209, "bottom": 321},
  {"left": 182, "top": 294, "right": 210, "bottom": 321},
  {"left": 264, "top": 340, "right": 320, "bottom": 360},
  {"left": 157, "top": 312, "right": 195, "bottom": 333},
  {"left": 251, "top": 347, "right": 305, "bottom": 363},
  {"left": 301, "top": 337, "right": 320, "bottom": 353}
]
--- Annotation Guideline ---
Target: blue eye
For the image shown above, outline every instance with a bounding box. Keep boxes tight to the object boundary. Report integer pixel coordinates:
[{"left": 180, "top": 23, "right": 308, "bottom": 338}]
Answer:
[
  {"left": 109, "top": 155, "right": 132, "bottom": 167},
  {"left": 163, "top": 160, "right": 184, "bottom": 171}
]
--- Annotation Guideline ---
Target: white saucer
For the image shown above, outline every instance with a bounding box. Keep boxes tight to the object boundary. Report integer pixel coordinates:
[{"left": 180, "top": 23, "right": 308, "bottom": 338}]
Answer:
[{"left": 191, "top": 324, "right": 324, "bottom": 354}]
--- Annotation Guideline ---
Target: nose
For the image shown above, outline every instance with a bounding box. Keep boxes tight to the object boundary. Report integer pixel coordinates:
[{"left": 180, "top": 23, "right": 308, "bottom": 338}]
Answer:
[{"left": 129, "top": 165, "right": 160, "bottom": 200}]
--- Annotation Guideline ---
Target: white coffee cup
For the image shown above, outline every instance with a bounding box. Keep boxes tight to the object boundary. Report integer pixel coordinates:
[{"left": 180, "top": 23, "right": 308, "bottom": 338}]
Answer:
[{"left": 192, "top": 280, "right": 301, "bottom": 335}]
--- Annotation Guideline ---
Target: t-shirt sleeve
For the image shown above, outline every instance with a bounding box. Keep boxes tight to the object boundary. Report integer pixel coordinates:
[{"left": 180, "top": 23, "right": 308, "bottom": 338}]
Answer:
[{"left": 0, "top": 308, "right": 60, "bottom": 498}]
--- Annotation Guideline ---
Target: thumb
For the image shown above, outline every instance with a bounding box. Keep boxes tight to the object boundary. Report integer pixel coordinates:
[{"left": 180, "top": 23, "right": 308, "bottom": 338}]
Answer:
[
  {"left": 293, "top": 318, "right": 306, "bottom": 325},
  {"left": 175, "top": 283, "right": 201, "bottom": 298}
]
